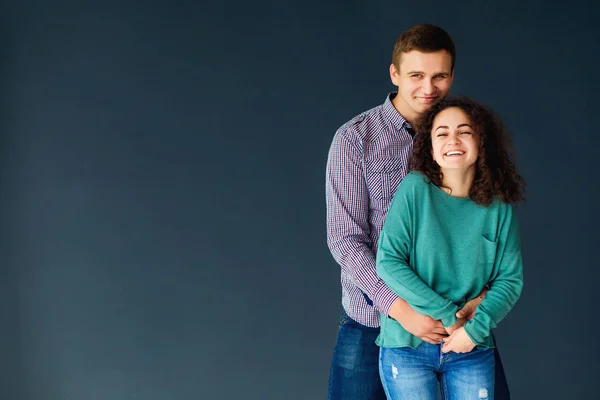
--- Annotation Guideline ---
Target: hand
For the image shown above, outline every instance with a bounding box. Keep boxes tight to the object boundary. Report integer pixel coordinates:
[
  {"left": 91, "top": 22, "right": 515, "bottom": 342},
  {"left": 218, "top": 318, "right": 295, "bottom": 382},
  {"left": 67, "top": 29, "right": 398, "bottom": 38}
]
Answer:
[
  {"left": 445, "top": 317, "right": 466, "bottom": 336},
  {"left": 388, "top": 298, "right": 448, "bottom": 344},
  {"left": 455, "top": 288, "right": 487, "bottom": 320},
  {"left": 441, "top": 327, "right": 476, "bottom": 354}
]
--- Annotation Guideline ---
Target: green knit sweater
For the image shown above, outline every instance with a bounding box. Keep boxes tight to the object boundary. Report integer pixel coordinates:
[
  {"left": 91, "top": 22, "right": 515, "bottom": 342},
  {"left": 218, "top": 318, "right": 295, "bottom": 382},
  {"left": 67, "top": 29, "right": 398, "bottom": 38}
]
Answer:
[{"left": 375, "top": 171, "right": 523, "bottom": 349}]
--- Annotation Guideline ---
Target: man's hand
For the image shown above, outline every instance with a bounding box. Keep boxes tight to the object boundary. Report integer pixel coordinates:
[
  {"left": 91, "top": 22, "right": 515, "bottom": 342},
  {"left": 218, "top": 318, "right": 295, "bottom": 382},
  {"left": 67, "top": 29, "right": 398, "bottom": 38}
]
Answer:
[
  {"left": 444, "top": 317, "right": 466, "bottom": 336},
  {"left": 441, "top": 327, "right": 476, "bottom": 354},
  {"left": 455, "top": 287, "right": 488, "bottom": 320},
  {"left": 388, "top": 298, "right": 448, "bottom": 344}
]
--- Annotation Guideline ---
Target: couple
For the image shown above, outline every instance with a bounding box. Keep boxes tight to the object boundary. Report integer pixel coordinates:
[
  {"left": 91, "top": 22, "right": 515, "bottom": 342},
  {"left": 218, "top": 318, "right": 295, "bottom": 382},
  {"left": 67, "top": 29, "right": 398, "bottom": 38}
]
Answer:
[{"left": 326, "top": 24, "right": 524, "bottom": 400}]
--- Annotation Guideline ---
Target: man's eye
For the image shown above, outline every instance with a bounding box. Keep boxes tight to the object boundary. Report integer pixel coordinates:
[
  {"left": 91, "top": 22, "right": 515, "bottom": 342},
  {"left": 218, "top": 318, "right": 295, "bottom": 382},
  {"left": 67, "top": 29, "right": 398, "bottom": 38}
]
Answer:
[
  {"left": 411, "top": 74, "right": 422, "bottom": 78},
  {"left": 434, "top": 75, "right": 447, "bottom": 79}
]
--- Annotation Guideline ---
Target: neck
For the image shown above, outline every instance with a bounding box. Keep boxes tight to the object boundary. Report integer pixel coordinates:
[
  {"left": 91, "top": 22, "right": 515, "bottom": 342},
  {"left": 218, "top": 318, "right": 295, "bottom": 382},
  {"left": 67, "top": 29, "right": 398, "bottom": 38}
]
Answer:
[{"left": 439, "top": 167, "right": 476, "bottom": 198}]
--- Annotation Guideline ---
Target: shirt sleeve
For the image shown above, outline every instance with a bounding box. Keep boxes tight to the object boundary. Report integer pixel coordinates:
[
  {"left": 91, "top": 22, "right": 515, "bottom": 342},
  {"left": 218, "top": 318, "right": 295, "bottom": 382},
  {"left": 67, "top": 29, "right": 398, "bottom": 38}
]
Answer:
[
  {"left": 464, "top": 205, "right": 524, "bottom": 345},
  {"left": 375, "top": 180, "right": 459, "bottom": 327},
  {"left": 326, "top": 129, "right": 398, "bottom": 315}
]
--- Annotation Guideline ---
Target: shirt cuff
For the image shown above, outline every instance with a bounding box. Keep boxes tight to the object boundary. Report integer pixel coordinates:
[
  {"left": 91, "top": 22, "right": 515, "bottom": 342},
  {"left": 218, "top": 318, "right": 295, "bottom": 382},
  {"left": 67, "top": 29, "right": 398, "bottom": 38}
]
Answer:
[{"left": 372, "top": 281, "right": 399, "bottom": 316}]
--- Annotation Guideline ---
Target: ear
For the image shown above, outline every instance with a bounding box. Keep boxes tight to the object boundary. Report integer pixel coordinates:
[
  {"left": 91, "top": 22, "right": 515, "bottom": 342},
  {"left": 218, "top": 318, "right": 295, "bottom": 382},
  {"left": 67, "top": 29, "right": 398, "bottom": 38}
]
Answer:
[{"left": 389, "top": 63, "right": 400, "bottom": 86}]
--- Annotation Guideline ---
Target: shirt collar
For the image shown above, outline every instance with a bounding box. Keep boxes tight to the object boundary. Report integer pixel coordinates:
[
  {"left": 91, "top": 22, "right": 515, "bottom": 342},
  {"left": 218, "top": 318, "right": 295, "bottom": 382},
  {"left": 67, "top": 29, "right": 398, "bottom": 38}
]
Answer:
[{"left": 382, "top": 92, "right": 413, "bottom": 132}]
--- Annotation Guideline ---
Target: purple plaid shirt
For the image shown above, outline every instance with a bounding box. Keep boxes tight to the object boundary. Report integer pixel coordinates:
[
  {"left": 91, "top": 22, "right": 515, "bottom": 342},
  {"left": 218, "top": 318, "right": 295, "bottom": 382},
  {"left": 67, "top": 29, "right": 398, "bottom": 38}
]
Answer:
[{"left": 326, "top": 93, "right": 415, "bottom": 327}]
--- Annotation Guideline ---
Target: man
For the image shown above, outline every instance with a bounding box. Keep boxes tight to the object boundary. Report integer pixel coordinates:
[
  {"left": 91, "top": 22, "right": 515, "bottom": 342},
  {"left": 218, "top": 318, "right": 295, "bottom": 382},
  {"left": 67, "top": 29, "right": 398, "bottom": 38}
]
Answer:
[{"left": 326, "top": 24, "right": 511, "bottom": 399}]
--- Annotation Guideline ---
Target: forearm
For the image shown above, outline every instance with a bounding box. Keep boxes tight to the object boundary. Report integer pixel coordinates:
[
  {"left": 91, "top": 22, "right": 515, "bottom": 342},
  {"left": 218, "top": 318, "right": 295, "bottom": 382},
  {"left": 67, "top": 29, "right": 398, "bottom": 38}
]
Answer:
[
  {"left": 327, "top": 233, "right": 399, "bottom": 314},
  {"left": 325, "top": 130, "right": 401, "bottom": 315},
  {"left": 376, "top": 232, "right": 459, "bottom": 326},
  {"left": 378, "top": 263, "right": 459, "bottom": 326},
  {"left": 464, "top": 252, "right": 523, "bottom": 344}
]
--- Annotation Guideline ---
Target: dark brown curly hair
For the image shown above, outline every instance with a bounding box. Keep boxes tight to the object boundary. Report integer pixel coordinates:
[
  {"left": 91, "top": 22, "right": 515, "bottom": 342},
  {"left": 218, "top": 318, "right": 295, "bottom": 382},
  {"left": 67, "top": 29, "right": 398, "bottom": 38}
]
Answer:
[{"left": 411, "top": 96, "right": 526, "bottom": 205}]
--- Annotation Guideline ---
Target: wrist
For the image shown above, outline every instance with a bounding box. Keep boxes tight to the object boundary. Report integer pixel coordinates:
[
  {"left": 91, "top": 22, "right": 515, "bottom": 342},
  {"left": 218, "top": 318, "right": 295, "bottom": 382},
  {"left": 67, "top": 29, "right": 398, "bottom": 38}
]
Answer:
[
  {"left": 374, "top": 282, "right": 399, "bottom": 316},
  {"left": 388, "top": 297, "right": 409, "bottom": 320},
  {"left": 477, "top": 287, "right": 489, "bottom": 301}
]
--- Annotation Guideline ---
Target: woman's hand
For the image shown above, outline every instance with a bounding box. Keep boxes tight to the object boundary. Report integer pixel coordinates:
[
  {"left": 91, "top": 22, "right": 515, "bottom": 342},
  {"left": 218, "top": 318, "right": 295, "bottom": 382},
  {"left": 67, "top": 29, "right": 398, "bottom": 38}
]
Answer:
[
  {"left": 441, "top": 327, "right": 476, "bottom": 354},
  {"left": 455, "top": 287, "right": 487, "bottom": 320},
  {"left": 445, "top": 317, "right": 466, "bottom": 336}
]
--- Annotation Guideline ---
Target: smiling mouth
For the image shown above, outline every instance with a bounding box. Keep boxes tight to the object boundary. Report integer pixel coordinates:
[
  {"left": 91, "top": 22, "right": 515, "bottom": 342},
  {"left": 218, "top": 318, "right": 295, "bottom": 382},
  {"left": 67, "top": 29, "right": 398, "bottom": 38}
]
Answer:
[{"left": 444, "top": 151, "right": 465, "bottom": 156}]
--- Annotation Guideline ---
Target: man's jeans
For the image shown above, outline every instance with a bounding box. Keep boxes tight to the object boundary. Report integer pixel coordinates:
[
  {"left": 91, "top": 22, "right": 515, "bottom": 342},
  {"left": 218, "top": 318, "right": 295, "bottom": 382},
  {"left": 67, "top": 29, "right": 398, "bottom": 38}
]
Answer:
[
  {"left": 379, "top": 342, "right": 494, "bottom": 400},
  {"left": 328, "top": 310, "right": 511, "bottom": 400}
]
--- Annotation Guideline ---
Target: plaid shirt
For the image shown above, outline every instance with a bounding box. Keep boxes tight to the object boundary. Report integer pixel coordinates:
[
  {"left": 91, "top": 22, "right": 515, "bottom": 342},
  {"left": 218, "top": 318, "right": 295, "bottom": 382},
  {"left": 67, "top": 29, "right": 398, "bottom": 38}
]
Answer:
[{"left": 326, "top": 93, "right": 415, "bottom": 327}]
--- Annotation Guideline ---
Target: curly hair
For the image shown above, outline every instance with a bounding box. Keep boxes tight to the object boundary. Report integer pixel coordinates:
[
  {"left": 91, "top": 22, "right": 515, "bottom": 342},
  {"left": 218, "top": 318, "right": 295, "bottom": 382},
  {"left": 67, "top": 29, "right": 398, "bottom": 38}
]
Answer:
[{"left": 411, "top": 96, "right": 526, "bottom": 205}]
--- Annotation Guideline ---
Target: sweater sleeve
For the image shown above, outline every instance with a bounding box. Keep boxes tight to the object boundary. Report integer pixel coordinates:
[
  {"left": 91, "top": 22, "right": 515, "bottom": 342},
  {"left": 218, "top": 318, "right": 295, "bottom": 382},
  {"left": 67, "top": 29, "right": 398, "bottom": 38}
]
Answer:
[
  {"left": 464, "top": 205, "right": 524, "bottom": 345},
  {"left": 376, "top": 178, "right": 459, "bottom": 327}
]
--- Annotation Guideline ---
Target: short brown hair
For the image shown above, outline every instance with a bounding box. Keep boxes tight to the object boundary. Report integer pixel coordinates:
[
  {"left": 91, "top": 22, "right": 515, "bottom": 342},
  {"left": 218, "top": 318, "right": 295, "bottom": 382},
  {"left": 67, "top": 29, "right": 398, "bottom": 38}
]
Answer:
[
  {"left": 392, "top": 24, "right": 456, "bottom": 72},
  {"left": 411, "top": 96, "right": 526, "bottom": 206}
]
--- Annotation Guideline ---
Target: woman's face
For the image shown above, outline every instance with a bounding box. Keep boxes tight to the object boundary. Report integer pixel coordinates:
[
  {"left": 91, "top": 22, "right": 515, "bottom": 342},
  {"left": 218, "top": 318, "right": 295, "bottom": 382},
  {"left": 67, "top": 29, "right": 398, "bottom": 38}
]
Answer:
[{"left": 430, "top": 107, "right": 480, "bottom": 172}]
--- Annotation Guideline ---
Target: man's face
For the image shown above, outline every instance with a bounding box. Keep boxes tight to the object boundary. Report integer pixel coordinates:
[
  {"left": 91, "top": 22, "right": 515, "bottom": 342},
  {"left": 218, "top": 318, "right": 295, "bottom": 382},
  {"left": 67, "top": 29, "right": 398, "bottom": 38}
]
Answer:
[{"left": 389, "top": 50, "right": 454, "bottom": 124}]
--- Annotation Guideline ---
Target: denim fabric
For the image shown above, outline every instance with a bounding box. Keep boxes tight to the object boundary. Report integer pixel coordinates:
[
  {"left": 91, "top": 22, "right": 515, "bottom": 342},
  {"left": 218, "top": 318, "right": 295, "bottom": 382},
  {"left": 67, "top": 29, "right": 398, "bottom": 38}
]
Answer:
[
  {"left": 328, "top": 310, "right": 386, "bottom": 399},
  {"left": 379, "top": 342, "right": 494, "bottom": 400},
  {"left": 328, "top": 310, "right": 511, "bottom": 399}
]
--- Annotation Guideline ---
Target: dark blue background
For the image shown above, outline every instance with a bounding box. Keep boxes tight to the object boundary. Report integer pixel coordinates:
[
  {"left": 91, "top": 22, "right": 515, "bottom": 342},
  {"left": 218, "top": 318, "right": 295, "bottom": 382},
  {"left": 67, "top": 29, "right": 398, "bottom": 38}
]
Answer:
[{"left": 2, "top": 1, "right": 598, "bottom": 398}]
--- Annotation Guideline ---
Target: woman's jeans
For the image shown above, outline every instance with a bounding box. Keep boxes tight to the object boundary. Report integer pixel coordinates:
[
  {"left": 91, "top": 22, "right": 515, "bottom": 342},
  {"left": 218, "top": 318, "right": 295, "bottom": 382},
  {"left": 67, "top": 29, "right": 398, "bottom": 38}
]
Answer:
[
  {"left": 328, "top": 310, "right": 510, "bottom": 399},
  {"left": 379, "top": 342, "right": 495, "bottom": 400}
]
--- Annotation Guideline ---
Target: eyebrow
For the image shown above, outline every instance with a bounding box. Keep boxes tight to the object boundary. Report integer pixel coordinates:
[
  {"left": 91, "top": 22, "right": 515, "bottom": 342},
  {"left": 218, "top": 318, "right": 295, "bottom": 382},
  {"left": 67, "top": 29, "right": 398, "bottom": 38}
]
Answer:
[
  {"left": 406, "top": 71, "right": 451, "bottom": 76},
  {"left": 434, "top": 123, "right": 472, "bottom": 132}
]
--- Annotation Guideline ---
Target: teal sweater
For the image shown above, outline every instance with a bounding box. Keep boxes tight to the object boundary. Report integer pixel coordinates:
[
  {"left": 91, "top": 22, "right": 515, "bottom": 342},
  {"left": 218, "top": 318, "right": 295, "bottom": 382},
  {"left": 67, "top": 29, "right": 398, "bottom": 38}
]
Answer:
[{"left": 375, "top": 171, "right": 523, "bottom": 349}]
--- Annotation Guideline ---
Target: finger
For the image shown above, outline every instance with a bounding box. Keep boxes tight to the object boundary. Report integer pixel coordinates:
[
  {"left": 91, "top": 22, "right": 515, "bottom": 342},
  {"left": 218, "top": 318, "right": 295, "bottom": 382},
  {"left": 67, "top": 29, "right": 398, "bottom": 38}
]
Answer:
[
  {"left": 442, "top": 335, "right": 454, "bottom": 349},
  {"left": 456, "top": 306, "right": 472, "bottom": 318},
  {"left": 441, "top": 342, "right": 452, "bottom": 353},
  {"left": 424, "top": 318, "right": 444, "bottom": 329},
  {"left": 426, "top": 333, "right": 448, "bottom": 342},
  {"left": 446, "top": 326, "right": 459, "bottom": 336},
  {"left": 420, "top": 334, "right": 446, "bottom": 344},
  {"left": 420, "top": 337, "right": 440, "bottom": 345},
  {"left": 430, "top": 327, "right": 449, "bottom": 335}
]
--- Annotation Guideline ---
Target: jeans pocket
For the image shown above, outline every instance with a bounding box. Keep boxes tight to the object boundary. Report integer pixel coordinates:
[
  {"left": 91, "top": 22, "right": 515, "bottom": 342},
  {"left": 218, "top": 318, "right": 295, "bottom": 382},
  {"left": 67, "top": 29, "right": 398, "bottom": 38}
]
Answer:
[{"left": 339, "top": 310, "right": 351, "bottom": 327}]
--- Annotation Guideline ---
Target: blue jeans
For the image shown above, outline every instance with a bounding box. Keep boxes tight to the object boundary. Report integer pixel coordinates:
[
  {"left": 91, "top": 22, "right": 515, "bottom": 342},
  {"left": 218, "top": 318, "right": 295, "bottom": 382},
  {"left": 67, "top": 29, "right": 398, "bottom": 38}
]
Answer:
[
  {"left": 328, "top": 310, "right": 511, "bottom": 400},
  {"left": 379, "top": 343, "right": 494, "bottom": 399},
  {"left": 328, "top": 310, "right": 385, "bottom": 399}
]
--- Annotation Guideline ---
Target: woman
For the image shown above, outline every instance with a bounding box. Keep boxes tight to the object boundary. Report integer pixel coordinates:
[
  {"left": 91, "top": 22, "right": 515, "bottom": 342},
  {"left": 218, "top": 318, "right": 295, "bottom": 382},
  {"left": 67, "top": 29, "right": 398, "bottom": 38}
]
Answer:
[{"left": 375, "top": 97, "right": 525, "bottom": 400}]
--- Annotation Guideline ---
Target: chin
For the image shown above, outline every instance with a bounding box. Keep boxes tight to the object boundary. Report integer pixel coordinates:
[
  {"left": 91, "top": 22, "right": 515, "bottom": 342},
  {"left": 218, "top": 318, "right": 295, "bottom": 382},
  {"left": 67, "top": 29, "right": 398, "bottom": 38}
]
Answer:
[
  {"left": 441, "top": 164, "right": 471, "bottom": 170},
  {"left": 414, "top": 104, "right": 429, "bottom": 113}
]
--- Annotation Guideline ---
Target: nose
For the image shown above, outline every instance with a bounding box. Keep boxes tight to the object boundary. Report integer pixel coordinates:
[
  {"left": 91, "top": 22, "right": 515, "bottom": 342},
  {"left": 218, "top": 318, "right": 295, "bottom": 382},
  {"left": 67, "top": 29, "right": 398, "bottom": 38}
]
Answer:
[
  {"left": 422, "top": 78, "right": 434, "bottom": 95},
  {"left": 449, "top": 133, "right": 461, "bottom": 144}
]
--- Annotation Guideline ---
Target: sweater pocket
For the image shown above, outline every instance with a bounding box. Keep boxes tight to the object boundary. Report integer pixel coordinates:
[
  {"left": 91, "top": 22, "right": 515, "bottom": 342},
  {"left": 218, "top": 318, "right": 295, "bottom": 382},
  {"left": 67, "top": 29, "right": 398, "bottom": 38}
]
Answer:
[{"left": 478, "top": 235, "right": 498, "bottom": 265}]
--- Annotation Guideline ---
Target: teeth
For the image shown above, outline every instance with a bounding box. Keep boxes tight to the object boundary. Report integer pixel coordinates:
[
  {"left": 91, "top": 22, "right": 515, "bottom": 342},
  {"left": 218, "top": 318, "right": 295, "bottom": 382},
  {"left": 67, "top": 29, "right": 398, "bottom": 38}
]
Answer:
[{"left": 445, "top": 151, "right": 464, "bottom": 156}]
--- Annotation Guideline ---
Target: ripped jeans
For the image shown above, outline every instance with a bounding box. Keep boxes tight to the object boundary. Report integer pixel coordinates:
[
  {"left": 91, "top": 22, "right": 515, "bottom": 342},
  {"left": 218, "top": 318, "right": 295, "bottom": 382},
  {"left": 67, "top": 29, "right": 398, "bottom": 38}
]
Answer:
[{"left": 379, "top": 342, "right": 494, "bottom": 400}]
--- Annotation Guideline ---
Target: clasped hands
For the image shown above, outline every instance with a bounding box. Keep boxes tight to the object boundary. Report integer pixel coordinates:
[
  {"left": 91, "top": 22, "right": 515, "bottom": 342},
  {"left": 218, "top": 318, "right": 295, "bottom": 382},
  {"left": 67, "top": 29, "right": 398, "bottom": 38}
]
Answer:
[{"left": 389, "top": 290, "right": 487, "bottom": 354}]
